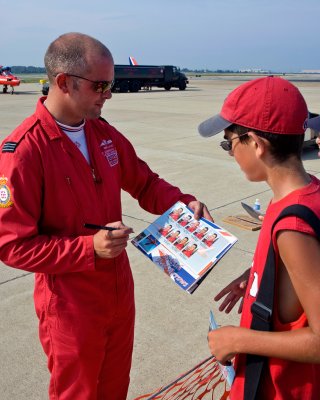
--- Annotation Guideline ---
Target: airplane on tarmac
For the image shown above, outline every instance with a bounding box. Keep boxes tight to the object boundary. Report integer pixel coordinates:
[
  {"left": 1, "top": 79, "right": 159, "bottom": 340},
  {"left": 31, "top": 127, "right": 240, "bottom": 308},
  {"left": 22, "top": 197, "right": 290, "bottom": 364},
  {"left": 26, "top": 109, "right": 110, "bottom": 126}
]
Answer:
[{"left": 0, "top": 66, "right": 20, "bottom": 94}]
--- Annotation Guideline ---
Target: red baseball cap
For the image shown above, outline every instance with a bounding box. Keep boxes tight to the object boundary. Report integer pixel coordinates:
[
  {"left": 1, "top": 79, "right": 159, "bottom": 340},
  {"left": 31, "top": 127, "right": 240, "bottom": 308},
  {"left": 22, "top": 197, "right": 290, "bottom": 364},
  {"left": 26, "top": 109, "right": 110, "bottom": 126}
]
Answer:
[{"left": 198, "top": 76, "right": 308, "bottom": 137}]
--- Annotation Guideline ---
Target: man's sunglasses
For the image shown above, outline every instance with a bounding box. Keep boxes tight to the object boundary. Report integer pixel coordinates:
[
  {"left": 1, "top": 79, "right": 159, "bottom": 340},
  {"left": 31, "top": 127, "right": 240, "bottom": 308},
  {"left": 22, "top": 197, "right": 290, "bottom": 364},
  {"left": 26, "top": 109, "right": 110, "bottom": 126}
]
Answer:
[
  {"left": 220, "top": 132, "right": 249, "bottom": 151},
  {"left": 64, "top": 73, "right": 114, "bottom": 93}
]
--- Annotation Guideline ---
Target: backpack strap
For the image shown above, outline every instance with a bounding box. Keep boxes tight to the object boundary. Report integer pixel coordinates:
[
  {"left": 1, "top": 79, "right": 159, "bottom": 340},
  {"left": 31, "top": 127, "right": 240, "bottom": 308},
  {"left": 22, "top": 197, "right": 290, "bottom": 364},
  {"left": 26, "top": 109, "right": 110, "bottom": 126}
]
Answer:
[{"left": 244, "top": 204, "right": 320, "bottom": 400}]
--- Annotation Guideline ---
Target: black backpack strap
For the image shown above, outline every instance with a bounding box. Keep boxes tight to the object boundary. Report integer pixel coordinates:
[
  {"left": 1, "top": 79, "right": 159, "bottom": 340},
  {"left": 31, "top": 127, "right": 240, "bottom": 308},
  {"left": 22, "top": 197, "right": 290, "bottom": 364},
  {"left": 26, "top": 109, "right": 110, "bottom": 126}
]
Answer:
[{"left": 244, "top": 204, "right": 320, "bottom": 400}]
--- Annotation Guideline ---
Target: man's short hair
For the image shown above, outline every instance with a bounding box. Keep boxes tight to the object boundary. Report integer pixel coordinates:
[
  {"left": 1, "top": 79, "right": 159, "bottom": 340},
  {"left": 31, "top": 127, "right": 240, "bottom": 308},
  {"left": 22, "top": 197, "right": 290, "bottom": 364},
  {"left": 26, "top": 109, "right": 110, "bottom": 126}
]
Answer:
[{"left": 44, "top": 32, "right": 113, "bottom": 82}]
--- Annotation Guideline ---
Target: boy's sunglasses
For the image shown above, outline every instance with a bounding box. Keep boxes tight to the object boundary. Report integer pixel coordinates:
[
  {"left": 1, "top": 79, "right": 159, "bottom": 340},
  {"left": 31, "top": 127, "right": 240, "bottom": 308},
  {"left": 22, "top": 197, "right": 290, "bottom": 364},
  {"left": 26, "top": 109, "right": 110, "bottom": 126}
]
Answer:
[
  {"left": 220, "top": 132, "right": 249, "bottom": 151},
  {"left": 56, "top": 73, "right": 114, "bottom": 93}
]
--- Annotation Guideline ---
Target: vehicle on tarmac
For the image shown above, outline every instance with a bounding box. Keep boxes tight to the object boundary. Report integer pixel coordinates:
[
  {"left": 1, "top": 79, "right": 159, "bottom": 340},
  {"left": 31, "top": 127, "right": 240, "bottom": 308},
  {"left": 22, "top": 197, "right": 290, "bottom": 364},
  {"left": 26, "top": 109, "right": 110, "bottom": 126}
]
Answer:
[
  {"left": 40, "top": 57, "right": 189, "bottom": 95},
  {"left": 0, "top": 66, "right": 20, "bottom": 94},
  {"left": 305, "top": 111, "right": 320, "bottom": 146},
  {"left": 40, "top": 79, "right": 50, "bottom": 96},
  {"left": 112, "top": 64, "right": 188, "bottom": 93}
]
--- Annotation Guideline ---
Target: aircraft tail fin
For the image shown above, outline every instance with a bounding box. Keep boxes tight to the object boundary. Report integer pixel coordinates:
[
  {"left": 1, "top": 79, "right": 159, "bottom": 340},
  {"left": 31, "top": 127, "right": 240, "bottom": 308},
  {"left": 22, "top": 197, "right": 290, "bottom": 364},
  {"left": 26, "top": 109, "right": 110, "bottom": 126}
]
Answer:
[{"left": 129, "top": 56, "right": 138, "bottom": 66}]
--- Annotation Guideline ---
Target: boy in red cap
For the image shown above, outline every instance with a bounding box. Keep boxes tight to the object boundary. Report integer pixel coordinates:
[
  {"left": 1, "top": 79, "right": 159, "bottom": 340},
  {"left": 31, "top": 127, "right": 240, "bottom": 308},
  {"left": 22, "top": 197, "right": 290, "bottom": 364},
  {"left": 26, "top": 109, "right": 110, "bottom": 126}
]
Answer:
[{"left": 200, "top": 76, "right": 320, "bottom": 399}]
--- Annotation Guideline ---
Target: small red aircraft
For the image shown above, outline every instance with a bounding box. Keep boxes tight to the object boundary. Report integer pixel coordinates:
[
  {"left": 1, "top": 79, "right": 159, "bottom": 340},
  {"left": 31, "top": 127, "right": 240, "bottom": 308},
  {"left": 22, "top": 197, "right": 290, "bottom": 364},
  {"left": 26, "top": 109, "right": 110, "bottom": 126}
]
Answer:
[{"left": 0, "top": 66, "right": 20, "bottom": 94}]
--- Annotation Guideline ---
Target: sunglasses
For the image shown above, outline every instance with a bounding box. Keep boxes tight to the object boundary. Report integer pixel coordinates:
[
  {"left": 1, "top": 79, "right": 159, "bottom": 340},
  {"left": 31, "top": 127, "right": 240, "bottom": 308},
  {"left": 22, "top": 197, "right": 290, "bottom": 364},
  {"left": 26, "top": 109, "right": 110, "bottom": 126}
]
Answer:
[
  {"left": 65, "top": 73, "right": 114, "bottom": 93},
  {"left": 220, "top": 132, "right": 249, "bottom": 151}
]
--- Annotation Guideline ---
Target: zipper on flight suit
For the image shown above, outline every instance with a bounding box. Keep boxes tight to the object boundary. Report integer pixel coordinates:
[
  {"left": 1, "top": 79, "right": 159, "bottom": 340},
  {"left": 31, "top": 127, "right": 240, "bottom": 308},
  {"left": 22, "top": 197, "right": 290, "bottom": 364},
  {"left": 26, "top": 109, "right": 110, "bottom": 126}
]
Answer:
[
  {"left": 92, "top": 168, "right": 97, "bottom": 182},
  {"left": 91, "top": 167, "right": 102, "bottom": 183}
]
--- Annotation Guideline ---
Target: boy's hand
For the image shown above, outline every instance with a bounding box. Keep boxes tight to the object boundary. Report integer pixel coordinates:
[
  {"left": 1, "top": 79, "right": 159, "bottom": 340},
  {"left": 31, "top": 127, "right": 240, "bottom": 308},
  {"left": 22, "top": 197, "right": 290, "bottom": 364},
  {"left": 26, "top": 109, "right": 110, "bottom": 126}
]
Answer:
[
  {"left": 214, "top": 269, "right": 250, "bottom": 314},
  {"left": 207, "top": 326, "right": 237, "bottom": 365}
]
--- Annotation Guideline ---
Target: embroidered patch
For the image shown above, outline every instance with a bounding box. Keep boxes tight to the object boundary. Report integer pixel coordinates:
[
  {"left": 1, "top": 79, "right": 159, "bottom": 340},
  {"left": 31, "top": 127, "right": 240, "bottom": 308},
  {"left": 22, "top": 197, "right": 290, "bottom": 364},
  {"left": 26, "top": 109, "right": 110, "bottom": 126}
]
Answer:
[
  {"left": 0, "top": 176, "right": 14, "bottom": 208},
  {"left": 2, "top": 141, "right": 18, "bottom": 153},
  {"left": 100, "top": 139, "right": 118, "bottom": 167}
]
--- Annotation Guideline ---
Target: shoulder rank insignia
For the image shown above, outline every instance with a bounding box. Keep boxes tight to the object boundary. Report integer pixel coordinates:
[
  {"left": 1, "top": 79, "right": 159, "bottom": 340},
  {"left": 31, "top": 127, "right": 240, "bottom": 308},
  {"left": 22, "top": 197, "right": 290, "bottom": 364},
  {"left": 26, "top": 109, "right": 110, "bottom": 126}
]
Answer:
[
  {"left": 2, "top": 142, "right": 18, "bottom": 153},
  {"left": 0, "top": 176, "right": 14, "bottom": 208}
]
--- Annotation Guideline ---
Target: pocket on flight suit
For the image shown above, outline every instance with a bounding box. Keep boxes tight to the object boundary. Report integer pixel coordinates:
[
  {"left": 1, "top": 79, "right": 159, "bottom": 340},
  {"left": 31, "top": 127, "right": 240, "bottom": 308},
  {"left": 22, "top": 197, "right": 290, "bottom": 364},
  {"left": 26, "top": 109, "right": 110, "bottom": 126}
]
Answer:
[{"left": 46, "top": 274, "right": 79, "bottom": 336}]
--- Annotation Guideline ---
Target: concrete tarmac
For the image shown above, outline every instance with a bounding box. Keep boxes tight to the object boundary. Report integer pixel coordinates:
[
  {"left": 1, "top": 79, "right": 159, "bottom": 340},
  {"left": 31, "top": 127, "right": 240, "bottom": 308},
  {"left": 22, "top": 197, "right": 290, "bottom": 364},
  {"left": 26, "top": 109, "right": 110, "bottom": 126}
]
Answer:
[{"left": 0, "top": 77, "right": 319, "bottom": 399}]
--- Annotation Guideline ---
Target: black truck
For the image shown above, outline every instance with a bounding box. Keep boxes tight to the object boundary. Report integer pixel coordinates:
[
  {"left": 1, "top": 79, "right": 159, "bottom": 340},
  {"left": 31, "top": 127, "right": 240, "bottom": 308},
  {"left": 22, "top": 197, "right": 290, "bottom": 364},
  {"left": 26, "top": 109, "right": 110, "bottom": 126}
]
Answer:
[
  {"left": 112, "top": 65, "right": 188, "bottom": 92},
  {"left": 41, "top": 64, "right": 188, "bottom": 95}
]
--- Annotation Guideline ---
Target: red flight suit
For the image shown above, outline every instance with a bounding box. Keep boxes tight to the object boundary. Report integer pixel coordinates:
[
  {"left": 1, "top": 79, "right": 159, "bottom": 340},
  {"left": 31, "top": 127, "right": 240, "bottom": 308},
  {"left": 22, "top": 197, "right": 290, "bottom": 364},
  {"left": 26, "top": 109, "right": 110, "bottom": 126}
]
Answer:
[{"left": 0, "top": 99, "right": 195, "bottom": 399}]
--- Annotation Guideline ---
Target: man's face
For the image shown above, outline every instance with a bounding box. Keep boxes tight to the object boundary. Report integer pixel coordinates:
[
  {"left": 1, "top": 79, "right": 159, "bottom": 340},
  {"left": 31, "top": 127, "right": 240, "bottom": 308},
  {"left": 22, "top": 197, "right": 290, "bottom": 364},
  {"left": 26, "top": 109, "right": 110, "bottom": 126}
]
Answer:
[{"left": 67, "top": 55, "right": 114, "bottom": 122}]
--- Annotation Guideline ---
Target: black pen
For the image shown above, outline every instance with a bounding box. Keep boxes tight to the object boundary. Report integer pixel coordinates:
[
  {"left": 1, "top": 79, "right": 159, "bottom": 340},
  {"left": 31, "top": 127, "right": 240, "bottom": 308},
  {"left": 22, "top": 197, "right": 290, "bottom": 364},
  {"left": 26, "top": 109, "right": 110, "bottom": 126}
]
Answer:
[{"left": 84, "top": 223, "right": 120, "bottom": 231}]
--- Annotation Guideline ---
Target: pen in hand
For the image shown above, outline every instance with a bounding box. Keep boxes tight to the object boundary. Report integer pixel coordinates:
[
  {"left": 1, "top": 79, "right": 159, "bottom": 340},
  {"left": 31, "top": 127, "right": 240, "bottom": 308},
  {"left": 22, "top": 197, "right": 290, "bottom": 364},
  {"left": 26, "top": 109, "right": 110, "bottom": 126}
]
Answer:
[{"left": 84, "top": 223, "right": 120, "bottom": 231}]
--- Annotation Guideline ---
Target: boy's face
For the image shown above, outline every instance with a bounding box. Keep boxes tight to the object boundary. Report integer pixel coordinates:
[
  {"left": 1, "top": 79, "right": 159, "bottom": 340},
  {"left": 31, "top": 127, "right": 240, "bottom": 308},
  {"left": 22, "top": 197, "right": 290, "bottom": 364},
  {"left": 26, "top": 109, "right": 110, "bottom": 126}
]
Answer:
[{"left": 224, "top": 129, "right": 264, "bottom": 182}]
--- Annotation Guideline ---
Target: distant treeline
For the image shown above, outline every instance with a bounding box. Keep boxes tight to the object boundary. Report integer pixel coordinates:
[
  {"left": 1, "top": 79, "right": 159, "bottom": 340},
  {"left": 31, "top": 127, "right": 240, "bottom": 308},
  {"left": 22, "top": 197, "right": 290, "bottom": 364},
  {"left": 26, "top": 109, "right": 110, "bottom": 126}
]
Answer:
[
  {"left": 180, "top": 68, "right": 274, "bottom": 74},
  {"left": 12, "top": 66, "right": 230, "bottom": 74},
  {"left": 11, "top": 66, "right": 46, "bottom": 74},
  {"left": 181, "top": 68, "right": 239, "bottom": 73},
  {"left": 10, "top": 66, "right": 272, "bottom": 75}
]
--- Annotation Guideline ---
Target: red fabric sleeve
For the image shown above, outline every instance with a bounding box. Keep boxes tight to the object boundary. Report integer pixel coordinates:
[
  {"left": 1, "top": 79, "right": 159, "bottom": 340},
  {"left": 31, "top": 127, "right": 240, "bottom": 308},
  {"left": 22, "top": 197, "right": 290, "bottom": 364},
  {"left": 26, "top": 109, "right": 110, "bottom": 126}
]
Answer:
[{"left": 0, "top": 142, "right": 96, "bottom": 274}]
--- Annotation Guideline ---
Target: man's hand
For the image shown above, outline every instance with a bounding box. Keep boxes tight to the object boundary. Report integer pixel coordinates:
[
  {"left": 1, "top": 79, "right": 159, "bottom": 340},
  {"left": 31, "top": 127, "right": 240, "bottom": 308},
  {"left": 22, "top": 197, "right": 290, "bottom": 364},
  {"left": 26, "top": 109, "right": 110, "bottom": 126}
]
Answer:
[
  {"left": 187, "top": 200, "right": 214, "bottom": 222},
  {"left": 93, "top": 221, "right": 133, "bottom": 259}
]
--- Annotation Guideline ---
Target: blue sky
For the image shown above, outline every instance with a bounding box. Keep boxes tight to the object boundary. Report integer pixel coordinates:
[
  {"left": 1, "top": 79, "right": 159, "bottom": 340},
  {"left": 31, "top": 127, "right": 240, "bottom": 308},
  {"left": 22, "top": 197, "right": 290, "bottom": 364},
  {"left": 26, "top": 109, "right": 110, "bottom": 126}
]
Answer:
[{"left": 1, "top": 0, "right": 319, "bottom": 72}]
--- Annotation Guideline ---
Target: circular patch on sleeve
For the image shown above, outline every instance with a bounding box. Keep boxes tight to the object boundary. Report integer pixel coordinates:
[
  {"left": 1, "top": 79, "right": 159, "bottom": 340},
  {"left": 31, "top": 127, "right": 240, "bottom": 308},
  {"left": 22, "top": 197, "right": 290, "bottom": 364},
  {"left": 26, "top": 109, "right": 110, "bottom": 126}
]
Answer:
[{"left": 0, "top": 176, "right": 13, "bottom": 207}]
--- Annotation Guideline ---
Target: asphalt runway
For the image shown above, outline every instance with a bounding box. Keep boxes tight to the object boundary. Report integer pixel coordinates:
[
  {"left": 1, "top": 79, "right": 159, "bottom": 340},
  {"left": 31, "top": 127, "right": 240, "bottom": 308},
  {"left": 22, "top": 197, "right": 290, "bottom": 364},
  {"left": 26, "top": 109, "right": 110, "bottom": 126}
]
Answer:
[{"left": 0, "top": 77, "right": 319, "bottom": 399}]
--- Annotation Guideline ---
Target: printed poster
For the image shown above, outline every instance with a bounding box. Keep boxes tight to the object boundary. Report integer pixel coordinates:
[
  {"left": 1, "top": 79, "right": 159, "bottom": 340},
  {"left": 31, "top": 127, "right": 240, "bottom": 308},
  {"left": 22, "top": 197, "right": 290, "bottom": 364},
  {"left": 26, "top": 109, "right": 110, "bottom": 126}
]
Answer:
[{"left": 131, "top": 201, "right": 237, "bottom": 294}]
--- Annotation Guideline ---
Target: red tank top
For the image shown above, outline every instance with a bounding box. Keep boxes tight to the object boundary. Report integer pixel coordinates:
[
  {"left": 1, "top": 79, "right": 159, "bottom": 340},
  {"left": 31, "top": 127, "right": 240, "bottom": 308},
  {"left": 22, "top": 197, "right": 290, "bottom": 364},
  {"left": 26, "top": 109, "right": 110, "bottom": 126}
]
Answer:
[{"left": 231, "top": 176, "right": 320, "bottom": 400}]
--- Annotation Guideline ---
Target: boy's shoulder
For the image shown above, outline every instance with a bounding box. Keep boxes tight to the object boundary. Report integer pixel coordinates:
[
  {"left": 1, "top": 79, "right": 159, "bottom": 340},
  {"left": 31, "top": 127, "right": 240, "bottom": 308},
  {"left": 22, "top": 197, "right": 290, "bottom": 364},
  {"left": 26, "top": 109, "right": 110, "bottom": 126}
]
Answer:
[{"left": 271, "top": 176, "right": 320, "bottom": 237}]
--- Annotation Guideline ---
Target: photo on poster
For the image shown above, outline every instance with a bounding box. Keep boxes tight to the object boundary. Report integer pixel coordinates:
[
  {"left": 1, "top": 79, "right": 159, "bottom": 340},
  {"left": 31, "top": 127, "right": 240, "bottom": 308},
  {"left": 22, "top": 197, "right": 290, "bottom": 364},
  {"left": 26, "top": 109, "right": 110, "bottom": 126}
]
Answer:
[{"left": 138, "top": 235, "right": 160, "bottom": 254}]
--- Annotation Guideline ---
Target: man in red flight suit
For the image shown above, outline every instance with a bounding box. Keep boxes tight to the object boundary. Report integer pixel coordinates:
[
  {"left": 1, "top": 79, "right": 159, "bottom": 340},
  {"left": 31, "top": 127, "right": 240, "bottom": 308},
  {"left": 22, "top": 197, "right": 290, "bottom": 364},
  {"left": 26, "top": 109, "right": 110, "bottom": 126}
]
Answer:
[{"left": 0, "top": 33, "right": 212, "bottom": 400}]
